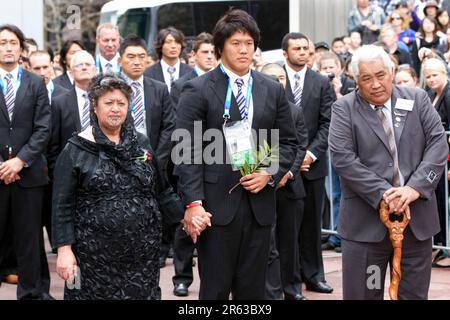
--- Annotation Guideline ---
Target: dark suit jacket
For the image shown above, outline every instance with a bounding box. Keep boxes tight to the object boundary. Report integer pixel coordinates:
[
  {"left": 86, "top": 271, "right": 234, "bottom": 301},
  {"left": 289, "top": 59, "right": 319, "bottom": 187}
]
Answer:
[
  {"left": 52, "top": 83, "right": 69, "bottom": 100},
  {"left": 284, "top": 67, "right": 335, "bottom": 180},
  {"left": 283, "top": 101, "right": 308, "bottom": 199},
  {"left": 142, "top": 77, "right": 175, "bottom": 168},
  {"left": 0, "top": 69, "right": 51, "bottom": 187},
  {"left": 144, "top": 61, "right": 193, "bottom": 84},
  {"left": 428, "top": 82, "right": 450, "bottom": 130},
  {"left": 175, "top": 67, "right": 298, "bottom": 227},
  {"left": 329, "top": 86, "right": 448, "bottom": 242},
  {"left": 170, "top": 69, "right": 197, "bottom": 109},
  {"left": 53, "top": 72, "right": 73, "bottom": 91},
  {"left": 47, "top": 87, "right": 80, "bottom": 176}
]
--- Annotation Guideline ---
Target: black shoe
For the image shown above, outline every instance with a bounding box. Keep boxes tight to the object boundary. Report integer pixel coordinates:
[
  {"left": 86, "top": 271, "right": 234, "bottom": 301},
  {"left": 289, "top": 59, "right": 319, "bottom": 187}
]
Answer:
[
  {"left": 284, "top": 292, "right": 308, "bottom": 300},
  {"left": 305, "top": 281, "right": 333, "bottom": 294},
  {"left": 173, "top": 283, "right": 189, "bottom": 297},
  {"left": 159, "top": 258, "right": 166, "bottom": 268},
  {"left": 334, "top": 246, "right": 342, "bottom": 253},
  {"left": 321, "top": 241, "right": 336, "bottom": 251},
  {"left": 38, "top": 293, "right": 55, "bottom": 300},
  {"left": 168, "top": 247, "right": 174, "bottom": 258}
]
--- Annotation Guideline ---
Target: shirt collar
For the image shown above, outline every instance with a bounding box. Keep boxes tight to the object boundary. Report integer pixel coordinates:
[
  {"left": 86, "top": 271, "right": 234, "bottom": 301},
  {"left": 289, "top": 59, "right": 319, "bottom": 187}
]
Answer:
[
  {"left": 0, "top": 65, "right": 20, "bottom": 81},
  {"left": 99, "top": 53, "right": 120, "bottom": 68},
  {"left": 75, "top": 85, "right": 88, "bottom": 99},
  {"left": 124, "top": 74, "right": 144, "bottom": 88},
  {"left": 194, "top": 66, "right": 210, "bottom": 77},
  {"left": 221, "top": 64, "right": 251, "bottom": 85},
  {"left": 370, "top": 98, "right": 392, "bottom": 111},
  {"left": 47, "top": 80, "right": 54, "bottom": 92},
  {"left": 285, "top": 63, "right": 307, "bottom": 82},
  {"left": 161, "top": 59, "right": 181, "bottom": 73}
]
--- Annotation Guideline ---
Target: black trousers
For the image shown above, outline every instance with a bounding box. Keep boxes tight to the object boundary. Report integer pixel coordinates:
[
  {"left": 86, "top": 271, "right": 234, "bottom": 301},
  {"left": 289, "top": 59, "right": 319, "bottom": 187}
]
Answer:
[
  {"left": 0, "top": 183, "right": 49, "bottom": 299},
  {"left": 172, "top": 223, "right": 195, "bottom": 287},
  {"left": 198, "top": 192, "right": 272, "bottom": 300},
  {"left": 341, "top": 227, "right": 432, "bottom": 300},
  {"left": 299, "top": 177, "right": 326, "bottom": 284}
]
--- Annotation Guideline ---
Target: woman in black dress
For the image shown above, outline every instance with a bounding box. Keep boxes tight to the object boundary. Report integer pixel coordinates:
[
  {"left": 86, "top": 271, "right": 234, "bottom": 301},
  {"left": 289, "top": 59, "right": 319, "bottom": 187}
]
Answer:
[{"left": 52, "top": 74, "right": 162, "bottom": 299}]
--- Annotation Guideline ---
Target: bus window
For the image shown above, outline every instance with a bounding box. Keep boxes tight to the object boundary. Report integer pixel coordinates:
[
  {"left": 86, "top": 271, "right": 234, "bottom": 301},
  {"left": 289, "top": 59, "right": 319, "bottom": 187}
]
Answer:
[{"left": 117, "top": 8, "right": 151, "bottom": 41}]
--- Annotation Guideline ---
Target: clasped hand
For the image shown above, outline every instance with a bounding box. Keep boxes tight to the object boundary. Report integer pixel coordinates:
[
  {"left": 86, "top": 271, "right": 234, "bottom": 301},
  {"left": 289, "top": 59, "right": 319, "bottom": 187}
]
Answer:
[
  {"left": 382, "top": 186, "right": 420, "bottom": 220},
  {"left": 182, "top": 206, "right": 212, "bottom": 243},
  {"left": 0, "top": 157, "right": 24, "bottom": 184}
]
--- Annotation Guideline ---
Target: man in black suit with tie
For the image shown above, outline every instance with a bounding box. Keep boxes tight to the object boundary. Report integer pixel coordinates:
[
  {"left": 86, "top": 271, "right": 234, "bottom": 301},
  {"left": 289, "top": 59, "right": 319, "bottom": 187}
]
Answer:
[
  {"left": 260, "top": 63, "right": 309, "bottom": 300},
  {"left": 282, "top": 32, "right": 335, "bottom": 294},
  {"left": 170, "top": 32, "right": 216, "bottom": 297},
  {"left": 119, "top": 35, "right": 175, "bottom": 182},
  {"left": 176, "top": 9, "right": 298, "bottom": 300},
  {"left": 48, "top": 51, "right": 97, "bottom": 175},
  {"left": 95, "top": 23, "right": 121, "bottom": 75},
  {"left": 144, "top": 27, "right": 192, "bottom": 92},
  {"left": 0, "top": 24, "right": 52, "bottom": 299}
]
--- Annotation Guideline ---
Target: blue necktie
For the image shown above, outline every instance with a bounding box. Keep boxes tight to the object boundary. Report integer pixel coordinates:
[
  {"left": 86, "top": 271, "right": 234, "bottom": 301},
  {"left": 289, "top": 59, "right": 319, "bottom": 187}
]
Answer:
[
  {"left": 235, "top": 78, "right": 247, "bottom": 119},
  {"left": 81, "top": 93, "right": 90, "bottom": 131},
  {"left": 4, "top": 73, "right": 15, "bottom": 121},
  {"left": 132, "top": 82, "right": 145, "bottom": 129},
  {"left": 293, "top": 73, "right": 302, "bottom": 107}
]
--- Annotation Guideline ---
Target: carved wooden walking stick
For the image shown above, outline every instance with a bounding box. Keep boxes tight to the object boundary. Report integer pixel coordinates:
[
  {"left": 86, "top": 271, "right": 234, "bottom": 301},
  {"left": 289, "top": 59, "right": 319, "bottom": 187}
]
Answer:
[{"left": 379, "top": 200, "right": 410, "bottom": 300}]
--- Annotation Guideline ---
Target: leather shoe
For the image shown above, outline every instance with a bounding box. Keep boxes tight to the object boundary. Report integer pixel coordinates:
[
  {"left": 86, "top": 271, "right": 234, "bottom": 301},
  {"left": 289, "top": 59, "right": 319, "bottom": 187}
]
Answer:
[
  {"left": 284, "top": 292, "right": 308, "bottom": 300},
  {"left": 173, "top": 283, "right": 189, "bottom": 297},
  {"left": 305, "top": 281, "right": 333, "bottom": 294},
  {"left": 321, "top": 241, "right": 336, "bottom": 251},
  {"left": 159, "top": 258, "right": 166, "bottom": 268}
]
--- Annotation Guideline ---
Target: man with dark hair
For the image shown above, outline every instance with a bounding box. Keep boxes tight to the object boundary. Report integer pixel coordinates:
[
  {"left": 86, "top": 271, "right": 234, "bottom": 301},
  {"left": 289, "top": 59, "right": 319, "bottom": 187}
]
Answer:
[
  {"left": 20, "top": 38, "right": 38, "bottom": 70},
  {"left": 144, "top": 27, "right": 192, "bottom": 92},
  {"left": 282, "top": 32, "right": 335, "bottom": 294},
  {"left": 118, "top": 34, "right": 175, "bottom": 174},
  {"left": 0, "top": 24, "right": 52, "bottom": 299},
  {"left": 170, "top": 32, "right": 216, "bottom": 297},
  {"left": 176, "top": 9, "right": 297, "bottom": 300}
]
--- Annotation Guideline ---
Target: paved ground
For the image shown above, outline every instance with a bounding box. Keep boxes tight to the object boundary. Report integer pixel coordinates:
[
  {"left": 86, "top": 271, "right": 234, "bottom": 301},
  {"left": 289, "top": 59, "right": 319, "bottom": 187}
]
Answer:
[{"left": 1, "top": 238, "right": 449, "bottom": 300}]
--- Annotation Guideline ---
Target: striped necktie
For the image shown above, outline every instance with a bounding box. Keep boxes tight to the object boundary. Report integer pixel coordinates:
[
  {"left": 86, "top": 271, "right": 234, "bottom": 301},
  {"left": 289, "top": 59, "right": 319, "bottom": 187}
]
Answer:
[
  {"left": 81, "top": 93, "right": 90, "bottom": 131},
  {"left": 293, "top": 73, "right": 303, "bottom": 107},
  {"left": 105, "top": 63, "right": 113, "bottom": 74},
  {"left": 235, "top": 78, "right": 248, "bottom": 119},
  {"left": 375, "top": 105, "right": 400, "bottom": 187},
  {"left": 167, "top": 66, "right": 176, "bottom": 87},
  {"left": 132, "top": 81, "right": 145, "bottom": 129},
  {"left": 4, "top": 73, "right": 15, "bottom": 121}
]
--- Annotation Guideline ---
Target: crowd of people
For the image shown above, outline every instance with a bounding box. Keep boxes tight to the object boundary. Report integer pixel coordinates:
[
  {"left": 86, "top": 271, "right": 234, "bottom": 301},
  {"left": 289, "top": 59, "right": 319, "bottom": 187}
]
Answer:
[{"left": 0, "top": 0, "right": 449, "bottom": 301}]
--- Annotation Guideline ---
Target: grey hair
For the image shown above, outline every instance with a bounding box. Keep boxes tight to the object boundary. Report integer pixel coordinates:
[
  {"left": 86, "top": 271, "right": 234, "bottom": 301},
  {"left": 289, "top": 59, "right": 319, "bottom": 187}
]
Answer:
[
  {"left": 351, "top": 45, "right": 392, "bottom": 81},
  {"left": 70, "top": 50, "right": 95, "bottom": 69}
]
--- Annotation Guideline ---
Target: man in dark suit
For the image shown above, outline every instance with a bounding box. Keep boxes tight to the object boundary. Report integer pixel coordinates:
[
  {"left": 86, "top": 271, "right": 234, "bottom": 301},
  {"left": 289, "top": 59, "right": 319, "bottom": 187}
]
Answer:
[
  {"left": 329, "top": 45, "right": 448, "bottom": 299},
  {"left": 176, "top": 9, "right": 298, "bottom": 300},
  {"left": 0, "top": 24, "right": 52, "bottom": 299},
  {"left": 119, "top": 35, "right": 175, "bottom": 183},
  {"left": 119, "top": 35, "right": 176, "bottom": 269},
  {"left": 95, "top": 23, "right": 121, "bottom": 75},
  {"left": 282, "top": 32, "right": 335, "bottom": 294},
  {"left": 170, "top": 32, "right": 216, "bottom": 297},
  {"left": 144, "top": 27, "right": 192, "bottom": 92},
  {"left": 260, "top": 63, "right": 309, "bottom": 301},
  {"left": 48, "top": 50, "right": 97, "bottom": 175}
]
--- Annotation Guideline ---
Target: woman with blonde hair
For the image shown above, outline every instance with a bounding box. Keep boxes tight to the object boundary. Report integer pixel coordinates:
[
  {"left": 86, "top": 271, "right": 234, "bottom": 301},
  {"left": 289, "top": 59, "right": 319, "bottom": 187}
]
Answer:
[
  {"left": 421, "top": 57, "right": 450, "bottom": 268},
  {"left": 387, "top": 9, "right": 416, "bottom": 50}
]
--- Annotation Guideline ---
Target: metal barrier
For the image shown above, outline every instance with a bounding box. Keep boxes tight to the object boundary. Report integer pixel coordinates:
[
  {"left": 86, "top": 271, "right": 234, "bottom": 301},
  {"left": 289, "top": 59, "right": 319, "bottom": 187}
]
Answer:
[{"left": 322, "top": 137, "right": 450, "bottom": 251}]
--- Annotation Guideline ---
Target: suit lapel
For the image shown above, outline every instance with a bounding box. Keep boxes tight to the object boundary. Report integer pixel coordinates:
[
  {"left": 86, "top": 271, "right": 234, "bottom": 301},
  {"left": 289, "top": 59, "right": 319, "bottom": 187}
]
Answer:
[
  {"left": 11, "top": 70, "right": 30, "bottom": 124},
  {"left": 391, "top": 87, "right": 409, "bottom": 146},
  {"left": 211, "top": 68, "right": 239, "bottom": 121},
  {"left": 144, "top": 78, "right": 154, "bottom": 135},
  {"left": 356, "top": 91, "right": 391, "bottom": 152},
  {"left": 156, "top": 63, "right": 165, "bottom": 83},
  {"left": 300, "top": 69, "right": 314, "bottom": 109},
  {"left": 0, "top": 85, "right": 8, "bottom": 123},
  {"left": 251, "top": 71, "right": 267, "bottom": 130},
  {"left": 68, "top": 88, "right": 81, "bottom": 131},
  {"left": 283, "top": 66, "right": 294, "bottom": 103}
]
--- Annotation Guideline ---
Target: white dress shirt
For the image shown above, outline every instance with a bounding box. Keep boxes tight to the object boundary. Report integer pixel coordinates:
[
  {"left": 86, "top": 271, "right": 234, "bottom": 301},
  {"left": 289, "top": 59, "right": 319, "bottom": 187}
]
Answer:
[
  {"left": 75, "top": 86, "right": 89, "bottom": 124},
  {"left": 0, "top": 65, "right": 20, "bottom": 96},
  {"left": 160, "top": 59, "right": 181, "bottom": 91},
  {"left": 124, "top": 74, "right": 147, "bottom": 136},
  {"left": 99, "top": 53, "right": 120, "bottom": 73}
]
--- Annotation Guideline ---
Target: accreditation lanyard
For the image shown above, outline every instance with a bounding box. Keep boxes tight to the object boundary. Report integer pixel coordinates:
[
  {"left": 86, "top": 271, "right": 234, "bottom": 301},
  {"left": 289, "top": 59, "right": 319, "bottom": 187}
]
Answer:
[
  {"left": 0, "top": 66, "right": 22, "bottom": 96},
  {"left": 96, "top": 55, "right": 121, "bottom": 74},
  {"left": 219, "top": 64, "right": 253, "bottom": 121}
]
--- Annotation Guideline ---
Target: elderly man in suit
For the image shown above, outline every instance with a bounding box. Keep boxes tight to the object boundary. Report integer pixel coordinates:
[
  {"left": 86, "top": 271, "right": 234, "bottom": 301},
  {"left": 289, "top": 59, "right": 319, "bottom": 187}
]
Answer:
[
  {"left": 329, "top": 45, "right": 448, "bottom": 300},
  {"left": 144, "top": 27, "right": 192, "bottom": 92},
  {"left": 176, "top": 9, "right": 297, "bottom": 300},
  {"left": 0, "top": 24, "right": 52, "bottom": 299},
  {"left": 48, "top": 51, "right": 97, "bottom": 175},
  {"left": 282, "top": 32, "right": 335, "bottom": 294}
]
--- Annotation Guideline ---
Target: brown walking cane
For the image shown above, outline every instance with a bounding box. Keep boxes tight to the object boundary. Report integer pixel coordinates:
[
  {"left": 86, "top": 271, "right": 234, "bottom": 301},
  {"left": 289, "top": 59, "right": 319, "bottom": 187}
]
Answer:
[{"left": 379, "top": 200, "right": 410, "bottom": 300}]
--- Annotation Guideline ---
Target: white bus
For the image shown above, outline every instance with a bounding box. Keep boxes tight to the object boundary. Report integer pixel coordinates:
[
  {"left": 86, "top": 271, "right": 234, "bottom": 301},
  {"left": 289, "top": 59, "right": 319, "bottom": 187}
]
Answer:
[{"left": 100, "top": 0, "right": 295, "bottom": 62}]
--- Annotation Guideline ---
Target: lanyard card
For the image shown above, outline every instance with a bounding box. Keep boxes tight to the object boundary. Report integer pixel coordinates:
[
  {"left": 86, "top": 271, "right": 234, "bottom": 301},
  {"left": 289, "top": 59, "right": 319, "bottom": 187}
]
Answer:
[{"left": 223, "top": 120, "right": 255, "bottom": 171}]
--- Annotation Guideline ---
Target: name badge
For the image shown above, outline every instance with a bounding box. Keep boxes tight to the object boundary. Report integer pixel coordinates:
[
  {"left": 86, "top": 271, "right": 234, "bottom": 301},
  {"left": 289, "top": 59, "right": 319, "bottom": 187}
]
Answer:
[
  {"left": 395, "top": 98, "right": 414, "bottom": 111},
  {"left": 223, "top": 120, "right": 255, "bottom": 171}
]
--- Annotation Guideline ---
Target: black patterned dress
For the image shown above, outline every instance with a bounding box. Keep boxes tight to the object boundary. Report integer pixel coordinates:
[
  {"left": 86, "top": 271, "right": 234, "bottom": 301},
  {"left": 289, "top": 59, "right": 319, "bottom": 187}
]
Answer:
[{"left": 52, "top": 116, "right": 162, "bottom": 300}]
